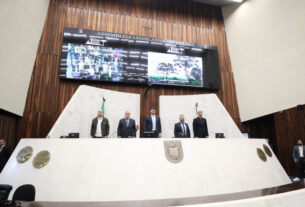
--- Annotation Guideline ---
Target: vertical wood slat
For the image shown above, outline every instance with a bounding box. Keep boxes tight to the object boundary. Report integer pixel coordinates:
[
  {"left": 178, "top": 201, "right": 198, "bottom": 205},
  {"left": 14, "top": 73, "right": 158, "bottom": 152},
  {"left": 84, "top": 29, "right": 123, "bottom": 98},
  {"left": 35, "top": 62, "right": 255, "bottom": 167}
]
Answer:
[{"left": 274, "top": 107, "right": 305, "bottom": 176}]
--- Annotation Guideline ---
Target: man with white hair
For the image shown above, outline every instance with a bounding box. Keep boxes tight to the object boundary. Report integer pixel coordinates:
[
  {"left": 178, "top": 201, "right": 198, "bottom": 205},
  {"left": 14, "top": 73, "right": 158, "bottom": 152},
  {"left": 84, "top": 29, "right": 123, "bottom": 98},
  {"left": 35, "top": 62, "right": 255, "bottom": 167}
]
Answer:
[{"left": 117, "top": 111, "right": 137, "bottom": 138}]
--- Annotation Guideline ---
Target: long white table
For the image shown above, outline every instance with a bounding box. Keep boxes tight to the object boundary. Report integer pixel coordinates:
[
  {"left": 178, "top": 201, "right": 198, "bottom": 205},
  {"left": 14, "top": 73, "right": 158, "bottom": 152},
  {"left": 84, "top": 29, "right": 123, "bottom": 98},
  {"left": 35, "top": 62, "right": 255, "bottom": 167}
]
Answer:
[{"left": 0, "top": 138, "right": 290, "bottom": 202}]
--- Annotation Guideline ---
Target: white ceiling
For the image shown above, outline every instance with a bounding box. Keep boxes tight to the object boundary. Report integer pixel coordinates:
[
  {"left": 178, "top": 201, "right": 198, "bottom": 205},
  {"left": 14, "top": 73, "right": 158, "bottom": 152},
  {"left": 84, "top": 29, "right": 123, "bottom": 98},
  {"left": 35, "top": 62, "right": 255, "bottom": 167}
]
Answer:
[{"left": 191, "top": 0, "right": 243, "bottom": 7}]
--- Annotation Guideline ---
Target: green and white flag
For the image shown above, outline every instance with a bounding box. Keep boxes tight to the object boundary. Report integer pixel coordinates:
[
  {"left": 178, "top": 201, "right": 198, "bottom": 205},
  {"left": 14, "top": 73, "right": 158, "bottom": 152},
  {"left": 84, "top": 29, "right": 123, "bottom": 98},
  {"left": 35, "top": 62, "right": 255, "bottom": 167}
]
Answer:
[
  {"left": 101, "top": 97, "right": 106, "bottom": 115},
  {"left": 195, "top": 102, "right": 198, "bottom": 116}
]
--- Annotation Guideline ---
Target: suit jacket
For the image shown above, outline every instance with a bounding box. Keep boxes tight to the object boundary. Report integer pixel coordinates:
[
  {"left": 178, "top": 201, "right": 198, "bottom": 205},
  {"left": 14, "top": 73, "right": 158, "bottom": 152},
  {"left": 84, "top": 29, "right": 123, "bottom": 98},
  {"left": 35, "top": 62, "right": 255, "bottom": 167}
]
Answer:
[
  {"left": 0, "top": 145, "right": 11, "bottom": 172},
  {"left": 174, "top": 122, "right": 190, "bottom": 138},
  {"left": 91, "top": 117, "right": 110, "bottom": 137},
  {"left": 144, "top": 115, "right": 162, "bottom": 134},
  {"left": 193, "top": 117, "right": 209, "bottom": 138},
  {"left": 293, "top": 145, "right": 305, "bottom": 160},
  {"left": 117, "top": 118, "right": 136, "bottom": 138}
]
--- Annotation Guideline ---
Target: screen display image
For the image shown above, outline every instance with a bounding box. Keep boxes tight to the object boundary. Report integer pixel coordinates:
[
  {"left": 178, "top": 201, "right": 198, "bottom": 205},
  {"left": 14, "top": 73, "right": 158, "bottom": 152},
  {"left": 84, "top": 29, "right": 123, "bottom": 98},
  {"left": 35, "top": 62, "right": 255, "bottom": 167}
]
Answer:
[
  {"left": 60, "top": 28, "right": 221, "bottom": 90},
  {"left": 147, "top": 52, "right": 203, "bottom": 87},
  {"left": 64, "top": 43, "right": 124, "bottom": 82}
]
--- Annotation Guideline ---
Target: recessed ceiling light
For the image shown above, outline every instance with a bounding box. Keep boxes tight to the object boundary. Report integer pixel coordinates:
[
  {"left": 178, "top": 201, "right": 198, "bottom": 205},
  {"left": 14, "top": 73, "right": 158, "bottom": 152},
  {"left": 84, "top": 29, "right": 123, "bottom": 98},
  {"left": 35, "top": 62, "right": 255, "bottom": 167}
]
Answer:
[{"left": 231, "top": 0, "right": 243, "bottom": 3}]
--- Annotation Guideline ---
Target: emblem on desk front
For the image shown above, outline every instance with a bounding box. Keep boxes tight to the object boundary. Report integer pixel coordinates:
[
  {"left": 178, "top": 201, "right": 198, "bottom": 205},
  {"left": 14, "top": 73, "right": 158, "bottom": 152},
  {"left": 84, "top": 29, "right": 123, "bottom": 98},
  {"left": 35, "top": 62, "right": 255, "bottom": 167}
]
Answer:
[
  {"left": 164, "top": 141, "right": 183, "bottom": 163},
  {"left": 33, "top": 150, "right": 51, "bottom": 169},
  {"left": 16, "top": 146, "right": 33, "bottom": 163},
  {"left": 263, "top": 144, "right": 272, "bottom": 157},
  {"left": 256, "top": 148, "right": 267, "bottom": 162}
]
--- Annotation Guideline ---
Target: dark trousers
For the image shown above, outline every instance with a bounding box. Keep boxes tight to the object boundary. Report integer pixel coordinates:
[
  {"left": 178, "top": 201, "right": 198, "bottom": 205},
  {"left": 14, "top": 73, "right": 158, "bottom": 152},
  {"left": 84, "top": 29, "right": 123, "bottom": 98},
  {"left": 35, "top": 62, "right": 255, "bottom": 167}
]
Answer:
[
  {"left": 152, "top": 130, "right": 159, "bottom": 138},
  {"left": 296, "top": 157, "right": 305, "bottom": 178},
  {"left": 147, "top": 130, "right": 159, "bottom": 138}
]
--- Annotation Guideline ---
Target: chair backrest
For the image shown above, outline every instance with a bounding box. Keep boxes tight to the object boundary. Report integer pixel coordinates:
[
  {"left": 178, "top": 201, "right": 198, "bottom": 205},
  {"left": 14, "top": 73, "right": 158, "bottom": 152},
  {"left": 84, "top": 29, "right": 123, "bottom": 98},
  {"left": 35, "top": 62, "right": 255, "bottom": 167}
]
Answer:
[
  {"left": 12, "top": 184, "right": 35, "bottom": 201},
  {"left": 0, "top": 184, "right": 12, "bottom": 201}
]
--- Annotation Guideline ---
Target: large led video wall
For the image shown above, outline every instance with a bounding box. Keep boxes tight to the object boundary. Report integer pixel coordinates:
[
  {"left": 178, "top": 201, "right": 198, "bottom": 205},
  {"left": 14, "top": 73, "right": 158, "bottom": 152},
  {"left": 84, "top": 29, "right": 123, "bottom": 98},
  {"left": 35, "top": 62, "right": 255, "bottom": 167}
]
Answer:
[{"left": 60, "top": 28, "right": 221, "bottom": 89}]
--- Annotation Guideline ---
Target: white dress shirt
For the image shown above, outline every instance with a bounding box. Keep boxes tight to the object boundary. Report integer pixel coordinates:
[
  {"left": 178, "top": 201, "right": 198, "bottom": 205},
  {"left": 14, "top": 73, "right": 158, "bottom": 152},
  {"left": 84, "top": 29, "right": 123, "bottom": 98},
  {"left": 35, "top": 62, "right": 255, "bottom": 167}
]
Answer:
[
  {"left": 151, "top": 115, "right": 156, "bottom": 130},
  {"left": 0, "top": 145, "right": 4, "bottom": 152},
  {"left": 299, "top": 146, "right": 304, "bottom": 157},
  {"left": 95, "top": 117, "right": 103, "bottom": 137}
]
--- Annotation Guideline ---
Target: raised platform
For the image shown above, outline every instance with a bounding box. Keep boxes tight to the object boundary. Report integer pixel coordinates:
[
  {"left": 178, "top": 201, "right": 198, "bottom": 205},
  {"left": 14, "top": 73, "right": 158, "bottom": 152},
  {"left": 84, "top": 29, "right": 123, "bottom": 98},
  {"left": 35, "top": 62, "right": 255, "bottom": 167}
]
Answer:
[
  {"left": 0, "top": 138, "right": 290, "bottom": 201},
  {"left": 17, "top": 182, "right": 305, "bottom": 207},
  {"left": 47, "top": 86, "right": 243, "bottom": 138}
]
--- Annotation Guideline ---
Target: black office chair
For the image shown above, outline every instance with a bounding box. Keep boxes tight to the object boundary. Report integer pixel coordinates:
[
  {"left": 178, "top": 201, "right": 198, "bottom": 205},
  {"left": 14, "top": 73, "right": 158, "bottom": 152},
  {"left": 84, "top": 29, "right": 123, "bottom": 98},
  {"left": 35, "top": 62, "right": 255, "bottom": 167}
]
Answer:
[
  {"left": 0, "top": 184, "right": 12, "bottom": 201},
  {"left": 12, "top": 184, "right": 35, "bottom": 201}
]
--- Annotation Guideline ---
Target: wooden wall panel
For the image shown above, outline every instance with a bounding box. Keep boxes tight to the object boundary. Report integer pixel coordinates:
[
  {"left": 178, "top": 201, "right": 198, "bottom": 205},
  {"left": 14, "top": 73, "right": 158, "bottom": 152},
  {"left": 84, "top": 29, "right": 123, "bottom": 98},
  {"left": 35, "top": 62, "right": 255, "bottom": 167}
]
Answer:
[
  {"left": 274, "top": 107, "right": 305, "bottom": 176},
  {"left": 13, "top": 0, "right": 242, "bottom": 146}
]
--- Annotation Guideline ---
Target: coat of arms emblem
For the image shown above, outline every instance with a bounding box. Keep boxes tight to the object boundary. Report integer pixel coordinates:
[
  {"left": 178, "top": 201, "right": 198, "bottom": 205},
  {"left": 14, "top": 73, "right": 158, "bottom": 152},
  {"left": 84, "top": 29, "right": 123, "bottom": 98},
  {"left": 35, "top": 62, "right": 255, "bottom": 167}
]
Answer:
[{"left": 164, "top": 140, "right": 184, "bottom": 163}]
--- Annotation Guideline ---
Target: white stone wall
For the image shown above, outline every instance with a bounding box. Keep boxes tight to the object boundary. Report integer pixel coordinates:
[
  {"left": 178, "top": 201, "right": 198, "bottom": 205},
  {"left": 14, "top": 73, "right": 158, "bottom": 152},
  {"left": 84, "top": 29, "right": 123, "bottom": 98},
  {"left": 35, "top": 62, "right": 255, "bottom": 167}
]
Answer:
[
  {"left": 159, "top": 94, "right": 243, "bottom": 138},
  {"left": 48, "top": 85, "right": 140, "bottom": 138}
]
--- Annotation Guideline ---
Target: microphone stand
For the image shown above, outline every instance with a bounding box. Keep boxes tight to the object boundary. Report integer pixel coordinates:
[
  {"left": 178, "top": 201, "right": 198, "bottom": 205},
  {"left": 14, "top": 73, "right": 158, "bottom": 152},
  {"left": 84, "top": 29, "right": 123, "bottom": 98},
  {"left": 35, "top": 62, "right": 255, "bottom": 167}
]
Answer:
[{"left": 144, "top": 82, "right": 152, "bottom": 99}]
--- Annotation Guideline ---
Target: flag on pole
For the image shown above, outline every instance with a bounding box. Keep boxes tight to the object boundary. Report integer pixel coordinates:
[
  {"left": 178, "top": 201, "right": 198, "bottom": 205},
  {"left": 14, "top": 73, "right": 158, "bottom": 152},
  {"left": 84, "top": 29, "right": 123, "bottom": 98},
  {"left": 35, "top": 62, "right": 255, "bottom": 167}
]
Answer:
[
  {"left": 101, "top": 97, "right": 106, "bottom": 116},
  {"left": 195, "top": 102, "right": 198, "bottom": 116}
]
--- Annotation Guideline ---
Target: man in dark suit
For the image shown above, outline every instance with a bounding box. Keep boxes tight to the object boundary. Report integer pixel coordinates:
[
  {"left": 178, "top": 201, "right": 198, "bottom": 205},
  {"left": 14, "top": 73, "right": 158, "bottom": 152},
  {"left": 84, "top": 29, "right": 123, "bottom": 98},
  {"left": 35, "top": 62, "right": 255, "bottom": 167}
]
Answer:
[
  {"left": 293, "top": 139, "right": 305, "bottom": 181},
  {"left": 144, "top": 107, "right": 162, "bottom": 138},
  {"left": 91, "top": 110, "right": 110, "bottom": 138},
  {"left": 193, "top": 110, "right": 209, "bottom": 138},
  {"left": 0, "top": 138, "right": 11, "bottom": 173},
  {"left": 117, "top": 111, "right": 137, "bottom": 138},
  {"left": 174, "top": 115, "right": 190, "bottom": 138}
]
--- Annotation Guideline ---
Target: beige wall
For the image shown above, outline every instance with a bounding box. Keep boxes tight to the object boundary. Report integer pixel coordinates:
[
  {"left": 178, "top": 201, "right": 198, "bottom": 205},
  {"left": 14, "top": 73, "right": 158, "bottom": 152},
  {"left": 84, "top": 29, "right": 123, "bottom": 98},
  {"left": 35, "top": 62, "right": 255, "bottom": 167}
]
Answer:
[
  {"left": 222, "top": 0, "right": 305, "bottom": 121},
  {"left": 0, "top": 0, "right": 49, "bottom": 116}
]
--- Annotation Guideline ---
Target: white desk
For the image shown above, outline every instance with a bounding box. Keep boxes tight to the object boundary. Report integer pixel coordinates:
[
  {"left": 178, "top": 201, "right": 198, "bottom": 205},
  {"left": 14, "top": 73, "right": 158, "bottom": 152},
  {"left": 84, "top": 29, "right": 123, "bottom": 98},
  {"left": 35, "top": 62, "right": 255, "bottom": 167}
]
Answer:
[{"left": 0, "top": 138, "right": 290, "bottom": 201}]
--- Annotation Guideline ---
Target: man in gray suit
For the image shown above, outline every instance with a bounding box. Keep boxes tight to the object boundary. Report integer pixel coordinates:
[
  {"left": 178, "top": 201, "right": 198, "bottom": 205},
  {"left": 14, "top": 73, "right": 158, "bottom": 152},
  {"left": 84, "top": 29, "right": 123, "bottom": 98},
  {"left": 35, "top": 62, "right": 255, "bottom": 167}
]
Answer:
[
  {"left": 174, "top": 115, "right": 190, "bottom": 138},
  {"left": 293, "top": 139, "right": 305, "bottom": 181}
]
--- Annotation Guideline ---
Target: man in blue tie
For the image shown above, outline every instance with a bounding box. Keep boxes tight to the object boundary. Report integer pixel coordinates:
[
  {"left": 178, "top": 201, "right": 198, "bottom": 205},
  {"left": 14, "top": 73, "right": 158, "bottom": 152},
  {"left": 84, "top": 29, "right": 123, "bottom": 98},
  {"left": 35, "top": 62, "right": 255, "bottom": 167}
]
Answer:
[
  {"left": 174, "top": 115, "right": 191, "bottom": 138},
  {"left": 144, "top": 107, "right": 162, "bottom": 138}
]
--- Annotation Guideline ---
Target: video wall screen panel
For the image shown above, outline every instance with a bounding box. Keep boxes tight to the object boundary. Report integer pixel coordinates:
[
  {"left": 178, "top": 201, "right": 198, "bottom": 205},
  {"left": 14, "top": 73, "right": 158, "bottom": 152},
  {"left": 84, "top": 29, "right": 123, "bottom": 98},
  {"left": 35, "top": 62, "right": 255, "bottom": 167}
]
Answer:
[
  {"left": 148, "top": 52, "right": 203, "bottom": 87},
  {"left": 60, "top": 28, "right": 221, "bottom": 90}
]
